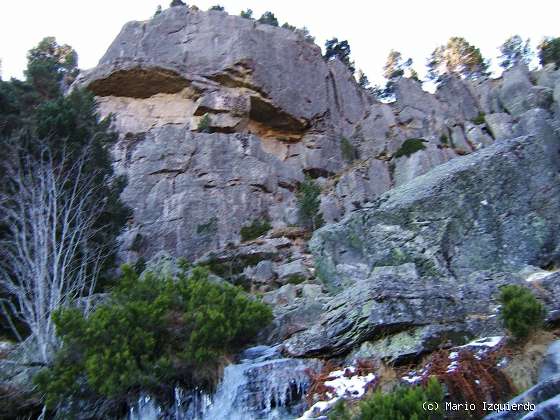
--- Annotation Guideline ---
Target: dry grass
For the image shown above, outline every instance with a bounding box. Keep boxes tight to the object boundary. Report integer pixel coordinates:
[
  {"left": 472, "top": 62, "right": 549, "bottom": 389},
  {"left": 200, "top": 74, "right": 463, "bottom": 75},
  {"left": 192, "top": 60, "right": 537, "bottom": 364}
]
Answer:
[{"left": 502, "top": 330, "right": 557, "bottom": 391}]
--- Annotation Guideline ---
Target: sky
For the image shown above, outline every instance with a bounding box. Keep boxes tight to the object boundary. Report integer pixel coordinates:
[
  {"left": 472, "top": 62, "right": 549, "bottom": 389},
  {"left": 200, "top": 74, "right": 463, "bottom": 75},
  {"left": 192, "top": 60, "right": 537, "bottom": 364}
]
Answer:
[{"left": 1, "top": 0, "right": 559, "bottom": 85}]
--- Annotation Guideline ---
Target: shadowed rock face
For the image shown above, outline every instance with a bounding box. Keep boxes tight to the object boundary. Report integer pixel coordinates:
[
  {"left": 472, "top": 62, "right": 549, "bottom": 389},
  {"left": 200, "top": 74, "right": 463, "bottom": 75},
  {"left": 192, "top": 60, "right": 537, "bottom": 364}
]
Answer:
[
  {"left": 76, "top": 6, "right": 366, "bottom": 126},
  {"left": 88, "top": 68, "right": 191, "bottom": 98}
]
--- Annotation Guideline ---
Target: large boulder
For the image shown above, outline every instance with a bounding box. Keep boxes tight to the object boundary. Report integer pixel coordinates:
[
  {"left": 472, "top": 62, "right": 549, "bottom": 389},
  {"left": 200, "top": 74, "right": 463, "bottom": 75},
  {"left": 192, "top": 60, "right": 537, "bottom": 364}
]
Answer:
[
  {"left": 282, "top": 112, "right": 560, "bottom": 358},
  {"left": 499, "top": 65, "right": 553, "bottom": 117},
  {"left": 282, "top": 264, "right": 511, "bottom": 358},
  {"left": 76, "top": 6, "right": 367, "bottom": 135},
  {"left": 312, "top": 112, "right": 560, "bottom": 291},
  {"left": 74, "top": 6, "right": 374, "bottom": 261}
]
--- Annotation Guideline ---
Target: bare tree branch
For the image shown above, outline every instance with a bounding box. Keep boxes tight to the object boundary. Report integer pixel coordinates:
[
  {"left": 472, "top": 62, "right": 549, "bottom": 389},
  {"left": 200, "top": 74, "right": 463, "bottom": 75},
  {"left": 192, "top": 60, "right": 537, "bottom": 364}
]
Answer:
[{"left": 0, "top": 140, "right": 110, "bottom": 363}]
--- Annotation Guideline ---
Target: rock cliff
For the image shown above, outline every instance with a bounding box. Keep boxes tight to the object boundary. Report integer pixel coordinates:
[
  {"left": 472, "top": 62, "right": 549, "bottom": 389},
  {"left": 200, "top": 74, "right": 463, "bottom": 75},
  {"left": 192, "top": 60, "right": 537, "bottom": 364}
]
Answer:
[
  {"left": 69, "top": 5, "right": 560, "bottom": 418},
  {"left": 76, "top": 6, "right": 560, "bottom": 271}
]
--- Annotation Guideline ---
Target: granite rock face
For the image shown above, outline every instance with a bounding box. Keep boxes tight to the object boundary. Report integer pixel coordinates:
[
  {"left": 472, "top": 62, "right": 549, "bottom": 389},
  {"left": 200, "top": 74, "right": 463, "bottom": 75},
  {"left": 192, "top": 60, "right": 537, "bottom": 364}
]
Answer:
[
  {"left": 78, "top": 6, "right": 368, "bottom": 128},
  {"left": 283, "top": 111, "right": 560, "bottom": 358},
  {"left": 118, "top": 127, "right": 302, "bottom": 260},
  {"left": 75, "top": 6, "right": 371, "bottom": 261},
  {"left": 75, "top": 6, "right": 560, "bottom": 263},
  {"left": 312, "top": 114, "right": 560, "bottom": 290}
]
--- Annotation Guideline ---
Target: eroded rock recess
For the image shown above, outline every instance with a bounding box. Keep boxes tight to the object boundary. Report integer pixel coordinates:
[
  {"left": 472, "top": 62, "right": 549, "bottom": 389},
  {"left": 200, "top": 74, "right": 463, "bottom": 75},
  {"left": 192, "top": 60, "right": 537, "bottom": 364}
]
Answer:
[{"left": 71, "top": 5, "right": 560, "bottom": 417}]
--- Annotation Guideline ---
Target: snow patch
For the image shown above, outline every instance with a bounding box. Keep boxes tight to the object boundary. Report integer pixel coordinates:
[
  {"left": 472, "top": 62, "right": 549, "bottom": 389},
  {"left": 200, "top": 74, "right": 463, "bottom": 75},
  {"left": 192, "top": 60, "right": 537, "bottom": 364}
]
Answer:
[
  {"left": 298, "top": 365, "right": 376, "bottom": 419},
  {"left": 458, "top": 336, "right": 503, "bottom": 349},
  {"left": 526, "top": 271, "right": 556, "bottom": 283}
]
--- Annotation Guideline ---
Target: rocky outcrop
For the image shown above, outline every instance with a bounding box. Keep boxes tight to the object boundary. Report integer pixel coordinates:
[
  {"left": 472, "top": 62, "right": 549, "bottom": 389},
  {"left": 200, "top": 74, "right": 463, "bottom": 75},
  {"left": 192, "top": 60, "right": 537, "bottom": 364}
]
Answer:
[
  {"left": 75, "top": 4, "right": 560, "bottom": 265},
  {"left": 118, "top": 127, "right": 304, "bottom": 260},
  {"left": 313, "top": 111, "right": 560, "bottom": 289},
  {"left": 282, "top": 110, "right": 560, "bottom": 358},
  {"left": 74, "top": 6, "right": 373, "bottom": 261},
  {"left": 78, "top": 6, "right": 368, "bottom": 130}
]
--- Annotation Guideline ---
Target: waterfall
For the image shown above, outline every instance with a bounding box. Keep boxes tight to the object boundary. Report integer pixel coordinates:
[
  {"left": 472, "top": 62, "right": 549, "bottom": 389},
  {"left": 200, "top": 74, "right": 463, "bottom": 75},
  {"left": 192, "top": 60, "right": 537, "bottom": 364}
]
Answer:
[{"left": 128, "top": 346, "right": 322, "bottom": 420}]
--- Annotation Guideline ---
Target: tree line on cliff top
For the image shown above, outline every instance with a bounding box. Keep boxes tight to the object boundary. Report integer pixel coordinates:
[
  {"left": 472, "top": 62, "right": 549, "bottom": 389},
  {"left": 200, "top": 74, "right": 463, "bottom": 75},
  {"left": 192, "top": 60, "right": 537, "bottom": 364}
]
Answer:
[{"left": 157, "top": 2, "right": 560, "bottom": 99}]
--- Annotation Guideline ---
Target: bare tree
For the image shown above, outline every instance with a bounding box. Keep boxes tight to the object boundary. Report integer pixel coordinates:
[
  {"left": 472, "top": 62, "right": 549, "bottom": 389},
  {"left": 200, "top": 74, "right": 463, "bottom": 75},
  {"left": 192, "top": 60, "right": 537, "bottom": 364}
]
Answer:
[{"left": 0, "top": 142, "right": 108, "bottom": 363}]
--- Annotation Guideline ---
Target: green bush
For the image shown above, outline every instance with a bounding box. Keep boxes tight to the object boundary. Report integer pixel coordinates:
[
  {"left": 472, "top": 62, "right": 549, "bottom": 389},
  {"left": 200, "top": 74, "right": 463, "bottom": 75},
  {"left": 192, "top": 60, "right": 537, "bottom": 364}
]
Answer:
[
  {"left": 394, "top": 138, "right": 427, "bottom": 159},
  {"left": 197, "top": 114, "right": 213, "bottom": 133},
  {"left": 240, "top": 9, "right": 253, "bottom": 19},
  {"left": 439, "top": 134, "right": 449, "bottom": 145},
  {"left": 538, "top": 37, "right": 560, "bottom": 68},
  {"left": 472, "top": 112, "right": 486, "bottom": 125},
  {"left": 328, "top": 399, "right": 353, "bottom": 420},
  {"left": 257, "top": 11, "right": 279, "bottom": 26},
  {"left": 329, "top": 377, "right": 444, "bottom": 420},
  {"left": 209, "top": 5, "right": 225, "bottom": 11},
  {"left": 177, "top": 257, "right": 191, "bottom": 272},
  {"left": 240, "top": 219, "right": 272, "bottom": 242},
  {"left": 499, "top": 285, "right": 545, "bottom": 340},
  {"left": 341, "top": 137, "right": 359, "bottom": 162},
  {"left": 297, "top": 176, "right": 324, "bottom": 231},
  {"left": 286, "top": 274, "right": 307, "bottom": 285},
  {"left": 34, "top": 265, "right": 272, "bottom": 408},
  {"left": 197, "top": 217, "right": 218, "bottom": 235}
]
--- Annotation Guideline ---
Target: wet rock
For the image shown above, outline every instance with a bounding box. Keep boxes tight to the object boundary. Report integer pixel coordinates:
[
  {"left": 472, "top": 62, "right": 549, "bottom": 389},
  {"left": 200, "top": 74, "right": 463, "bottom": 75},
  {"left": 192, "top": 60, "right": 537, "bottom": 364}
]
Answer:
[
  {"left": 539, "top": 341, "right": 560, "bottom": 382},
  {"left": 485, "top": 374, "right": 560, "bottom": 419}
]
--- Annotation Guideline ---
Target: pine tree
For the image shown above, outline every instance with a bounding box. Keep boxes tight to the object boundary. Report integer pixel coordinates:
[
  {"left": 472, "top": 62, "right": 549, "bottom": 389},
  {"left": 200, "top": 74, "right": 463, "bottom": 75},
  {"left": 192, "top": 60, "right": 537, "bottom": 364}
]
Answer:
[
  {"left": 499, "top": 35, "right": 532, "bottom": 69},
  {"left": 170, "top": 0, "right": 186, "bottom": 7},
  {"left": 538, "top": 37, "right": 560, "bottom": 68},
  {"left": 257, "top": 11, "right": 279, "bottom": 26},
  {"left": 297, "top": 176, "right": 324, "bottom": 231},
  {"left": 240, "top": 9, "right": 253, "bottom": 19},
  {"left": 324, "top": 38, "right": 355, "bottom": 74},
  {"left": 0, "top": 38, "right": 130, "bottom": 350},
  {"left": 25, "top": 37, "right": 78, "bottom": 100},
  {"left": 357, "top": 70, "right": 370, "bottom": 88},
  {"left": 427, "top": 37, "right": 489, "bottom": 81}
]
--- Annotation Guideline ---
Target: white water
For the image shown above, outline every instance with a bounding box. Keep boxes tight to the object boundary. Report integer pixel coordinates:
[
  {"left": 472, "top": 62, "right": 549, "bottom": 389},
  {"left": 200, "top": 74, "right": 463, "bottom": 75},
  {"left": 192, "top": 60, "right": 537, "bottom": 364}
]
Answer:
[{"left": 128, "top": 346, "right": 320, "bottom": 420}]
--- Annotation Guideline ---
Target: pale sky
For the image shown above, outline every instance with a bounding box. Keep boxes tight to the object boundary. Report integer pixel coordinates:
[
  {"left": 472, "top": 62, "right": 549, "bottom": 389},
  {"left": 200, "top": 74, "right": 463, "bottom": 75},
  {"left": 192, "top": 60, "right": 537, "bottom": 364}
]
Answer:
[{"left": 1, "top": 0, "right": 559, "bottom": 85}]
